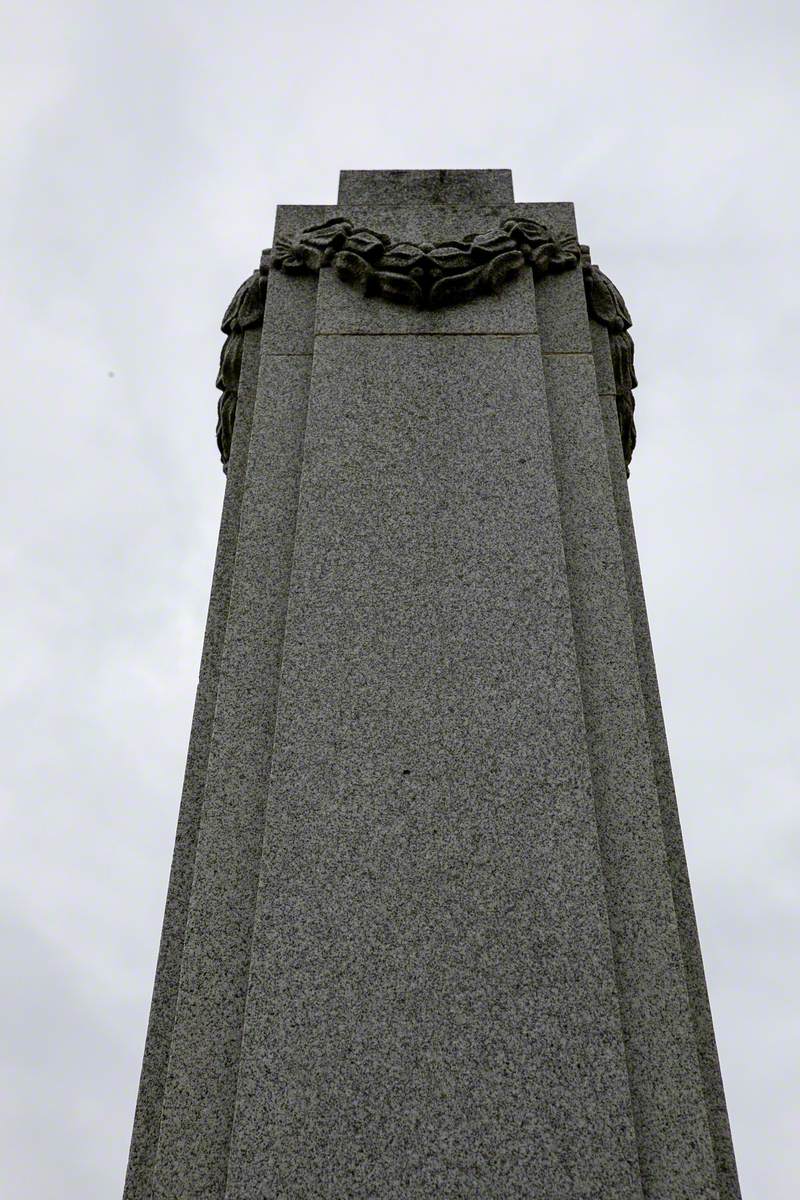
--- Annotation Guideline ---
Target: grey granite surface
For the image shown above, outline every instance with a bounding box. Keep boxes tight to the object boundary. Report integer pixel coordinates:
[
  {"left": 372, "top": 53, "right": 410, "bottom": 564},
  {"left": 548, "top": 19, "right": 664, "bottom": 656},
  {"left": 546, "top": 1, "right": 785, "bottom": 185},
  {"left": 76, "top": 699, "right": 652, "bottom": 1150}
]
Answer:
[
  {"left": 275, "top": 202, "right": 574, "bottom": 252},
  {"left": 592, "top": 323, "right": 742, "bottom": 1200},
  {"left": 315, "top": 267, "right": 538, "bottom": 336},
  {"left": 337, "top": 168, "right": 514, "bottom": 206},
  {"left": 126, "top": 169, "right": 740, "bottom": 1200},
  {"left": 536, "top": 269, "right": 593, "bottom": 353},
  {"left": 590, "top": 318, "right": 617, "bottom": 395},
  {"left": 261, "top": 268, "right": 319, "bottom": 356},
  {"left": 149, "top": 268, "right": 318, "bottom": 1199},
  {"left": 122, "top": 327, "right": 261, "bottom": 1200},
  {"left": 542, "top": 346, "right": 717, "bottom": 1199},
  {"left": 225, "top": 331, "right": 641, "bottom": 1199}
]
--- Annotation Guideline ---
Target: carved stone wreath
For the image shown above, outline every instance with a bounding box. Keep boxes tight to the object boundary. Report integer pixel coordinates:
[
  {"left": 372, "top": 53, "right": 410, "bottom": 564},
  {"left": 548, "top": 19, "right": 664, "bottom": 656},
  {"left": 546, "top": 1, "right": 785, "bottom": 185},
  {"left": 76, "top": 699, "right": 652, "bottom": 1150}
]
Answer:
[
  {"left": 271, "top": 216, "right": 581, "bottom": 308},
  {"left": 580, "top": 246, "right": 638, "bottom": 472},
  {"left": 214, "top": 219, "right": 638, "bottom": 476},
  {"left": 215, "top": 250, "right": 269, "bottom": 472}
]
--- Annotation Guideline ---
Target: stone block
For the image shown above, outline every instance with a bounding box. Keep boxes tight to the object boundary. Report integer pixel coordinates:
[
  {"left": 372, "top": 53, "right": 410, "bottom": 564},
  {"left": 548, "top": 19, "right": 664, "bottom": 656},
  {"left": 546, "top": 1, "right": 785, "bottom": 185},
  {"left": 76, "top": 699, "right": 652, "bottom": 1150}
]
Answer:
[
  {"left": 149, "top": 348, "right": 315, "bottom": 1200},
  {"left": 315, "top": 266, "right": 537, "bottom": 336},
  {"left": 536, "top": 264, "right": 593, "bottom": 353},
  {"left": 542, "top": 350, "right": 718, "bottom": 1198},
  {"left": 337, "top": 168, "right": 514, "bottom": 206},
  {"left": 590, "top": 317, "right": 617, "bottom": 395},
  {"left": 261, "top": 269, "right": 318, "bottom": 356},
  {"left": 122, "top": 326, "right": 262, "bottom": 1200},
  {"left": 224, "top": 333, "right": 642, "bottom": 1199}
]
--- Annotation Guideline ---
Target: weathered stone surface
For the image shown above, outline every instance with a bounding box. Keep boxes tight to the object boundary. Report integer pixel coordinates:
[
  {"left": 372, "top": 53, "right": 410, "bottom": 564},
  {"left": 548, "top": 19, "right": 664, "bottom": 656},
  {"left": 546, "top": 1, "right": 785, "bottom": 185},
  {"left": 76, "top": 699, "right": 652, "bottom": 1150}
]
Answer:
[
  {"left": 592, "top": 324, "right": 742, "bottom": 1200},
  {"left": 123, "top": 326, "right": 262, "bottom": 1200},
  {"left": 541, "top": 346, "right": 717, "bottom": 1198},
  {"left": 225, "top": 332, "right": 642, "bottom": 1199},
  {"left": 148, "top": 267, "right": 319, "bottom": 1199},
  {"left": 337, "top": 167, "right": 514, "bottom": 206},
  {"left": 127, "top": 169, "right": 740, "bottom": 1200}
]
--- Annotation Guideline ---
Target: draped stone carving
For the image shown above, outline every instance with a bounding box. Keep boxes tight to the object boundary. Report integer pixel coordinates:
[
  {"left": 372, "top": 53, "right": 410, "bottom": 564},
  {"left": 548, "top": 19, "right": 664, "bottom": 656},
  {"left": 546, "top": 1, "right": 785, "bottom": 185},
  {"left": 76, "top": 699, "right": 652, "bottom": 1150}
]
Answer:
[
  {"left": 271, "top": 216, "right": 580, "bottom": 308},
  {"left": 581, "top": 246, "right": 638, "bottom": 471},
  {"left": 215, "top": 252, "right": 269, "bottom": 472},
  {"left": 214, "top": 231, "right": 640, "bottom": 476}
]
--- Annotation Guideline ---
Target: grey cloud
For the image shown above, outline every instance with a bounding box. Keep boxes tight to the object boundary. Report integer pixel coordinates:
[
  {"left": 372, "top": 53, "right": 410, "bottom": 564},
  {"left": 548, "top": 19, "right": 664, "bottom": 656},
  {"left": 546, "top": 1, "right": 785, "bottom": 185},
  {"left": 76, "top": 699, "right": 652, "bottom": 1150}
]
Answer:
[{"left": 2, "top": 1, "right": 798, "bottom": 1195}]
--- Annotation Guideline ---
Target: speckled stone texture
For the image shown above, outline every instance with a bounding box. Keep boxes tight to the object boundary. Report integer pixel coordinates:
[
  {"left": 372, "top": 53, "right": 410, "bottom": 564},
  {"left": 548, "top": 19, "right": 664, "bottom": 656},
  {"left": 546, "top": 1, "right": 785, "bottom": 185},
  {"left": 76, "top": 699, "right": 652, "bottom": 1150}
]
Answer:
[
  {"left": 224, "top": 328, "right": 641, "bottom": 1199},
  {"left": 540, "top": 255, "right": 719, "bottom": 1199},
  {"left": 125, "top": 170, "right": 740, "bottom": 1200},
  {"left": 590, "top": 320, "right": 742, "bottom": 1200},
  {"left": 122, "top": 326, "right": 262, "bottom": 1200},
  {"left": 337, "top": 167, "right": 514, "bottom": 207}
]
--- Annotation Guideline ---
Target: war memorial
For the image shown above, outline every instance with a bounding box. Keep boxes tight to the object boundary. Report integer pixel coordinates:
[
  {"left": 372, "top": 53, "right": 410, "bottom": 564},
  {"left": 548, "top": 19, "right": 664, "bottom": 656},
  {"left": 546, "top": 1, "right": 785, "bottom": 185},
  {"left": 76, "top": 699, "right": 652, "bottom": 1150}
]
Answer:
[{"left": 124, "top": 169, "right": 740, "bottom": 1199}]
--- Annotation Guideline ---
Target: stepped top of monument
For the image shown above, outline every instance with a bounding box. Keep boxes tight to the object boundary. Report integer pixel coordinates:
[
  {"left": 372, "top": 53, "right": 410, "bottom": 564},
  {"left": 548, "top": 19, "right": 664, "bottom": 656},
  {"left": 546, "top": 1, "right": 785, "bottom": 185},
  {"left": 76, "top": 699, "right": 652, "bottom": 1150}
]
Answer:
[
  {"left": 214, "top": 169, "right": 639, "bottom": 474},
  {"left": 337, "top": 169, "right": 514, "bottom": 206}
]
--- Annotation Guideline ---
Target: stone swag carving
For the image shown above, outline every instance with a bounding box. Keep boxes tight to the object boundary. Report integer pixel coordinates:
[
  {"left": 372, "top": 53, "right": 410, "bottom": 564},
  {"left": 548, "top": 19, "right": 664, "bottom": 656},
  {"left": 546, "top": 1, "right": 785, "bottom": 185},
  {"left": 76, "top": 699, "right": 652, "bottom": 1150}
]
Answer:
[
  {"left": 215, "top": 221, "right": 637, "bottom": 474},
  {"left": 580, "top": 245, "right": 638, "bottom": 472},
  {"left": 270, "top": 215, "right": 580, "bottom": 307},
  {"left": 215, "top": 251, "right": 270, "bottom": 472}
]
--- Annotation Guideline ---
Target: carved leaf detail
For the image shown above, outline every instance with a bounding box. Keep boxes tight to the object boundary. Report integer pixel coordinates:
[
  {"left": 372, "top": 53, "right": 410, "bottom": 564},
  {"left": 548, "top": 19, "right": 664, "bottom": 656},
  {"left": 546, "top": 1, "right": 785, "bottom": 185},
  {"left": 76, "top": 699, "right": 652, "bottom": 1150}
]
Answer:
[
  {"left": 469, "top": 232, "right": 519, "bottom": 259},
  {"left": 580, "top": 246, "right": 638, "bottom": 472},
  {"left": 214, "top": 217, "right": 613, "bottom": 474},
  {"left": 215, "top": 256, "right": 270, "bottom": 473},
  {"left": 369, "top": 270, "right": 425, "bottom": 307},
  {"left": 583, "top": 262, "right": 632, "bottom": 333},
  {"left": 270, "top": 213, "right": 581, "bottom": 309},
  {"left": 342, "top": 228, "right": 390, "bottom": 261},
  {"left": 331, "top": 250, "right": 374, "bottom": 291},
  {"left": 428, "top": 262, "right": 490, "bottom": 307}
]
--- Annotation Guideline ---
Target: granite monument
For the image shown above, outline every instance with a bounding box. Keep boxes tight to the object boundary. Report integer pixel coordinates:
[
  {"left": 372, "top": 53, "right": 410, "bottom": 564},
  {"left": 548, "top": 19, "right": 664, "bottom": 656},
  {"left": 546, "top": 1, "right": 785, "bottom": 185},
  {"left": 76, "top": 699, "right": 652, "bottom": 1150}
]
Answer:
[{"left": 124, "top": 169, "right": 740, "bottom": 1199}]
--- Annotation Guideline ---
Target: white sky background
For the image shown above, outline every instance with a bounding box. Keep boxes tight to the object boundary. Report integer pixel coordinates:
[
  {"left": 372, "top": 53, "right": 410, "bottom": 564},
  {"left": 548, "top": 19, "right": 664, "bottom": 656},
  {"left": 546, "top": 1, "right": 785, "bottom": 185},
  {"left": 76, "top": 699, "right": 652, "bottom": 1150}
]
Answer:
[{"left": 1, "top": 0, "right": 797, "bottom": 1194}]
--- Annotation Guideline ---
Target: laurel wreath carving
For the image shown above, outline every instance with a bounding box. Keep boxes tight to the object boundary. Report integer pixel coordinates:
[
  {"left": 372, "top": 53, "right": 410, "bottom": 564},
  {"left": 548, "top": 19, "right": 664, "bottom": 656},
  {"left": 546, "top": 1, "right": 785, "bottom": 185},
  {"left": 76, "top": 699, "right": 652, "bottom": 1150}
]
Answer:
[
  {"left": 270, "top": 216, "right": 581, "bottom": 308},
  {"left": 214, "top": 222, "right": 637, "bottom": 475},
  {"left": 580, "top": 246, "right": 638, "bottom": 472},
  {"left": 215, "top": 251, "right": 269, "bottom": 472}
]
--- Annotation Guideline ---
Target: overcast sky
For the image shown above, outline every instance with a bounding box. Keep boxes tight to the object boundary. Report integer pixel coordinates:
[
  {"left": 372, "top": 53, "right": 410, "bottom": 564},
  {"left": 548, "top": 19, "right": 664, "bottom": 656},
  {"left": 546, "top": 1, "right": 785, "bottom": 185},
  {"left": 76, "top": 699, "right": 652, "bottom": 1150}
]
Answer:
[{"left": 1, "top": 1, "right": 798, "bottom": 1195}]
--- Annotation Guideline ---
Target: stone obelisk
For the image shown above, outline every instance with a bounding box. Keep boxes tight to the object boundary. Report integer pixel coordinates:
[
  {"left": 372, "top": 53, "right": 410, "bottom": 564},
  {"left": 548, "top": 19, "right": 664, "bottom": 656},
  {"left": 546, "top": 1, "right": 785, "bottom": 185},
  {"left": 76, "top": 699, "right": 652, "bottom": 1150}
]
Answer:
[{"left": 124, "top": 170, "right": 740, "bottom": 1199}]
